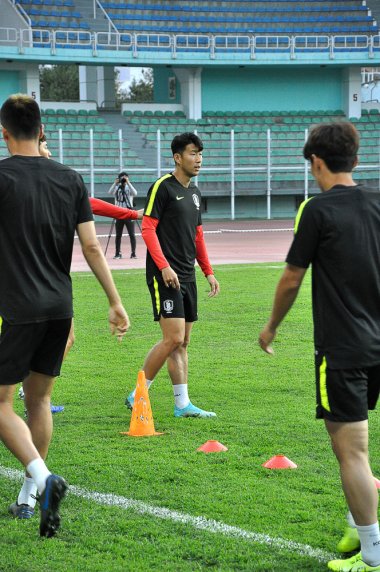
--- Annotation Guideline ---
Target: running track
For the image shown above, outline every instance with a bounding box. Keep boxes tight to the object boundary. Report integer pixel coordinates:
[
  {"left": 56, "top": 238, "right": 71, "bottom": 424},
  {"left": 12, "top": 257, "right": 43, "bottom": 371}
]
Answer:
[{"left": 71, "top": 219, "right": 294, "bottom": 272}]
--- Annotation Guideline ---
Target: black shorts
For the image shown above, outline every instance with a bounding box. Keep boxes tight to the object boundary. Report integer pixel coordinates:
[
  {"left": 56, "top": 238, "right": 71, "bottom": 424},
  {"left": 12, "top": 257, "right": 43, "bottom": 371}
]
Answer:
[
  {"left": 148, "top": 278, "right": 198, "bottom": 322},
  {"left": 0, "top": 318, "right": 72, "bottom": 384},
  {"left": 315, "top": 354, "right": 380, "bottom": 422}
]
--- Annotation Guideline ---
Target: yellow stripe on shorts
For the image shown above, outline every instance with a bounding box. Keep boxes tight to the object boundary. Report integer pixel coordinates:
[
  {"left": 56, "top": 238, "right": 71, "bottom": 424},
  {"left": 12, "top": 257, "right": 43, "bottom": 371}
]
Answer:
[
  {"left": 319, "top": 356, "right": 331, "bottom": 412},
  {"left": 153, "top": 277, "right": 160, "bottom": 315},
  {"left": 145, "top": 173, "right": 172, "bottom": 217}
]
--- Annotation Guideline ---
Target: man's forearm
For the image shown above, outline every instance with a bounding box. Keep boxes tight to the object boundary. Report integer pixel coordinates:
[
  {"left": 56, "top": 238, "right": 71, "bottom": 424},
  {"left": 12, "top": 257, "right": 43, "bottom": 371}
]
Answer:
[
  {"left": 82, "top": 242, "right": 121, "bottom": 306},
  {"left": 267, "top": 265, "right": 307, "bottom": 330}
]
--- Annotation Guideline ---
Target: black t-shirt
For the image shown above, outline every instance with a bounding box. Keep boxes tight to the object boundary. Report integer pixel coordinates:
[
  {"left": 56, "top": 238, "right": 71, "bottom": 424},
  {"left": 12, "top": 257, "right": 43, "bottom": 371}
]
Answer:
[
  {"left": 0, "top": 155, "right": 93, "bottom": 324},
  {"left": 144, "top": 173, "right": 202, "bottom": 282},
  {"left": 286, "top": 184, "right": 380, "bottom": 368}
]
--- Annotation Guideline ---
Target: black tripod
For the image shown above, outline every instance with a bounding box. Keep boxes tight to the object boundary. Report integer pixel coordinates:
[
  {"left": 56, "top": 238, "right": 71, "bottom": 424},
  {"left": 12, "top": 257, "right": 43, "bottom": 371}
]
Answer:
[{"left": 104, "top": 218, "right": 116, "bottom": 256}]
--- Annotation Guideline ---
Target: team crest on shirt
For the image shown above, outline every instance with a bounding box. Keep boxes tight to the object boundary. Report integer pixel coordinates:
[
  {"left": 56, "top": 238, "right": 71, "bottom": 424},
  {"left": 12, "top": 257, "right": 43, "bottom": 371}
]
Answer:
[
  {"left": 163, "top": 299, "right": 174, "bottom": 313},
  {"left": 192, "top": 194, "right": 200, "bottom": 210}
]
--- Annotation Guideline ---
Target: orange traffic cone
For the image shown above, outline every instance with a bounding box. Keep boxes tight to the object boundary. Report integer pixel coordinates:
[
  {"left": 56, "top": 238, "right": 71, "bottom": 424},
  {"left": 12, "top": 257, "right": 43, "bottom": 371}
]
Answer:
[
  {"left": 262, "top": 454, "right": 297, "bottom": 469},
  {"left": 120, "top": 370, "right": 163, "bottom": 437},
  {"left": 197, "top": 440, "right": 228, "bottom": 453}
]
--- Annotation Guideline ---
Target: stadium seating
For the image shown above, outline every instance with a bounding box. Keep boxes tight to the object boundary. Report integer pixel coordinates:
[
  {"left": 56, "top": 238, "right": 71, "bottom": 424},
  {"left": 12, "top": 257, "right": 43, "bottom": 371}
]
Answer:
[
  {"left": 17, "top": 0, "right": 89, "bottom": 30},
  {"left": 122, "top": 109, "right": 380, "bottom": 197},
  {"left": 101, "top": 1, "right": 377, "bottom": 36},
  {"left": 41, "top": 109, "right": 144, "bottom": 186},
  {"left": 1, "top": 108, "right": 378, "bottom": 198}
]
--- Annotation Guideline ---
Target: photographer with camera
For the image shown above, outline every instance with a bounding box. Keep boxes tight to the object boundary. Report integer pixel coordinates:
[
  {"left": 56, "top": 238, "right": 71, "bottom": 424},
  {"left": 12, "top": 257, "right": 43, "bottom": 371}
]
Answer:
[{"left": 108, "top": 171, "right": 138, "bottom": 260}]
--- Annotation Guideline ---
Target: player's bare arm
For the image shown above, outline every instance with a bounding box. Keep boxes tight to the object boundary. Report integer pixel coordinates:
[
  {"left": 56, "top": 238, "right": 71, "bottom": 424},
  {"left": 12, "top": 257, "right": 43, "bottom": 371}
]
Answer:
[
  {"left": 259, "top": 264, "right": 307, "bottom": 354},
  {"left": 77, "top": 220, "right": 130, "bottom": 338}
]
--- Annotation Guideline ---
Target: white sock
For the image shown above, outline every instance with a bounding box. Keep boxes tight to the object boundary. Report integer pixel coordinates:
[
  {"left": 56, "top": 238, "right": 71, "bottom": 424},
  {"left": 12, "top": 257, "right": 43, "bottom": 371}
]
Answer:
[
  {"left": 347, "top": 511, "right": 356, "bottom": 528},
  {"left": 173, "top": 384, "right": 190, "bottom": 409},
  {"left": 357, "top": 522, "right": 380, "bottom": 566},
  {"left": 18, "top": 477, "right": 38, "bottom": 508},
  {"left": 131, "top": 378, "right": 153, "bottom": 399},
  {"left": 26, "top": 458, "right": 51, "bottom": 495}
]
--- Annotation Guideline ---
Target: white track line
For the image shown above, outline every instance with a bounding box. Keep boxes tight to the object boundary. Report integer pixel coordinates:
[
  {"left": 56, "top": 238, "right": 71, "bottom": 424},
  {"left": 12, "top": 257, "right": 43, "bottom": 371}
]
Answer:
[
  {"left": 0, "top": 465, "right": 334, "bottom": 563},
  {"left": 91, "top": 228, "right": 292, "bottom": 239}
]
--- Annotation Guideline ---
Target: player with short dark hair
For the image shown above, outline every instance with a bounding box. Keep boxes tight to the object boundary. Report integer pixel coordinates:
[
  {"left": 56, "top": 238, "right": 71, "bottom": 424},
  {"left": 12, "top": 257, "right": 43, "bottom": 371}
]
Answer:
[
  {"left": 125, "top": 132, "right": 220, "bottom": 418},
  {"left": 0, "top": 94, "right": 129, "bottom": 537},
  {"left": 259, "top": 122, "right": 380, "bottom": 572}
]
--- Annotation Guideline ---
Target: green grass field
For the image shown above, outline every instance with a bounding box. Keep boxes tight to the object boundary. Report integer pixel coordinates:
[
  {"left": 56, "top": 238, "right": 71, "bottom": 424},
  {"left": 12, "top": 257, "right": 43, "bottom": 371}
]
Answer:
[{"left": 0, "top": 264, "right": 378, "bottom": 572}]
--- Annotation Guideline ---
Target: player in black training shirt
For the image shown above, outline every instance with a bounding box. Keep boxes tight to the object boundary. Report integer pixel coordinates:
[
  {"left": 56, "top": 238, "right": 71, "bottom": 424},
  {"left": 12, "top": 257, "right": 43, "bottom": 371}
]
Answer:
[
  {"left": 125, "top": 132, "right": 220, "bottom": 418},
  {"left": 0, "top": 95, "right": 129, "bottom": 537},
  {"left": 259, "top": 122, "right": 380, "bottom": 571}
]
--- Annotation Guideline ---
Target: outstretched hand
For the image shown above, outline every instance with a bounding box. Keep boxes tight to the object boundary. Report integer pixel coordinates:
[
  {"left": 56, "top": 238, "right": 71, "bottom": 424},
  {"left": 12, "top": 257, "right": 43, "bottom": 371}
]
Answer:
[{"left": 109, "top": 303, "right": 130, "bottom": 341}]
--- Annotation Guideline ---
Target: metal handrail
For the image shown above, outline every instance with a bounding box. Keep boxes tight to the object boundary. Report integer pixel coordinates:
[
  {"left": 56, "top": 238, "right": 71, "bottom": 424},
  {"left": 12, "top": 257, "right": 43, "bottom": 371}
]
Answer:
[
  {"left": 1, "top": 28, "right": 380, "bottom": 59},
  {"left": 95, "top": 0, "right": 118, "bottom": 34}
]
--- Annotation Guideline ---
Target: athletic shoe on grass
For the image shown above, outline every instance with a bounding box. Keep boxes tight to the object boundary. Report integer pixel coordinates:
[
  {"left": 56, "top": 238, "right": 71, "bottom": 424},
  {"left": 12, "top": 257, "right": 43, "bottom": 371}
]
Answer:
[
  {"left": 174, "top": 402, "right": 216, "bottom": 418},
  {"left": 50, "top": 405, "right": 64, "bottom": 414},
  {"left": 125, "top": 391, "right": 134, "bottom": 410},
  {"left": 328, "top": 552, "right": 380, "bottom": 571},
  {"left": 337, "top": 527, "right": 360, "bottom": 553},
  {"left": 39, "top": 474, "right": 68, "bottom": 538},
  {"left": 8, "top": 502, "right": 34, "bottom": 519},
  {"left": 19, "top": 389, "right": 63, "bottom": 415}
]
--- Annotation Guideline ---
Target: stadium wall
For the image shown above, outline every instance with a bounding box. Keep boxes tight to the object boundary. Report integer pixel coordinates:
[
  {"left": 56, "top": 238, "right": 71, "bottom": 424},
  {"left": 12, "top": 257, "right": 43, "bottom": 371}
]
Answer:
[
  {"left": 201, "top": 67, "right": 344, "bottom": 112},
  {"left": 154, "top": 68, "right": 181, "bottom": 104}
]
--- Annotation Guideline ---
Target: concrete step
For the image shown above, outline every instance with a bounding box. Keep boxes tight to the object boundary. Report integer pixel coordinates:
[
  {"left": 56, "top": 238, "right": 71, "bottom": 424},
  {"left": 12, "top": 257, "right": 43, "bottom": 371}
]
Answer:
[{"left": 72, "top": 0, "right": 112, "bottom": 33}]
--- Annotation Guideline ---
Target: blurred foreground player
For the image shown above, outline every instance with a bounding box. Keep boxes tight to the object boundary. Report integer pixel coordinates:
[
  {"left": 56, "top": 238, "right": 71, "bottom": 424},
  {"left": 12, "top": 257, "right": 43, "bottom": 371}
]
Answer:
[
  {"left": 259, "top": 122, "right": 380, "bottom": 571},
  {"left": 125, "top": 132, "right": 220, "bottom": 418},
  {"left": 0, "top": 94, "right": 129, "bottom": 536}
]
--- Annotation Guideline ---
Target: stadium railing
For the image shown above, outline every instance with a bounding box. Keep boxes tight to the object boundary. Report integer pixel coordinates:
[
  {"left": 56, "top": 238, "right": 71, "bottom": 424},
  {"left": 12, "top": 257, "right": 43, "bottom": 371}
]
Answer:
[
  {"left": 1, "top": 108, "right": 377, "bottom": 219},
  {"left": 1, "top": 27, "right": 379, "bottom": 59}
]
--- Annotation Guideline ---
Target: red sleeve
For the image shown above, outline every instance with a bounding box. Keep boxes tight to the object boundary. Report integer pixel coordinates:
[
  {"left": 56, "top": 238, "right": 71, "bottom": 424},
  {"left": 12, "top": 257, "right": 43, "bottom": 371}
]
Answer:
[
  {"left": 195, "top": 225, "right": 213, "bottom": 276},
  {"left": 89, "top": 197, "right": 138, "bottom": 220},
  {"left": 141, "top": 215, "right": 169, "bottom": 271}
]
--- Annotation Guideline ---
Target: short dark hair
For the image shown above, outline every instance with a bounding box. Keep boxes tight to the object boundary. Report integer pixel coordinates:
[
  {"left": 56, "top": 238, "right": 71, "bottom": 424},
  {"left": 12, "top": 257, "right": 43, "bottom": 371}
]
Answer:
[
  {"left": 171, "top": 132, "right": 203, "bottom": 156},
  {"left": 118, "top": 171, "right": 128, "bottom": 179},
  {"left": 0, "top": 94, "right": 41, "bottom": 140},
  {"left": 303, "top": 122, "right": 359, "bottom": 173}
]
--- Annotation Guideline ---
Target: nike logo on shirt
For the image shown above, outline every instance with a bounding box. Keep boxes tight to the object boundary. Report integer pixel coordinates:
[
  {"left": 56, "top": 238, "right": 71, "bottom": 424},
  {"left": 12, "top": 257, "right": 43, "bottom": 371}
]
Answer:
[{"left": 176, "top": 196, "right": 184, "bottom": 200}]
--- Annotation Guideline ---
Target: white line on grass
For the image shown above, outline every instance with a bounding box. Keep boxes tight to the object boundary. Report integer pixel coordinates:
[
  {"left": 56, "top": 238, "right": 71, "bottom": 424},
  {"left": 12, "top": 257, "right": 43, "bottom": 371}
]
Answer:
[{"left": 0, "top": 465, "right": 334, "bottom": 564}]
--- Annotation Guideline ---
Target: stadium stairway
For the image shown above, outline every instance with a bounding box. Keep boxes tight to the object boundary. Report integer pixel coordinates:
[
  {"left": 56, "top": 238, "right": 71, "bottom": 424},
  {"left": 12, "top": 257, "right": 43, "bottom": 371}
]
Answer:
[
  {"left": 366, "top": 1, "right": 380, "bottom": 29},
  {"left": 100, "top": 111, "right": 157, "bottom": 174},
  {"left": 71, "top": 0, "right": 110, "bottom": 34}
]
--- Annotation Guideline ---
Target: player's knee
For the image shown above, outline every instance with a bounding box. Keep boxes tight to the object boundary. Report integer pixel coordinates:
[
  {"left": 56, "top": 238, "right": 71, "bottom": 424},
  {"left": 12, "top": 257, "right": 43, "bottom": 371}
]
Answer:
[{"left": 166, "top": 334, "right": 185, "bottom": 352}]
